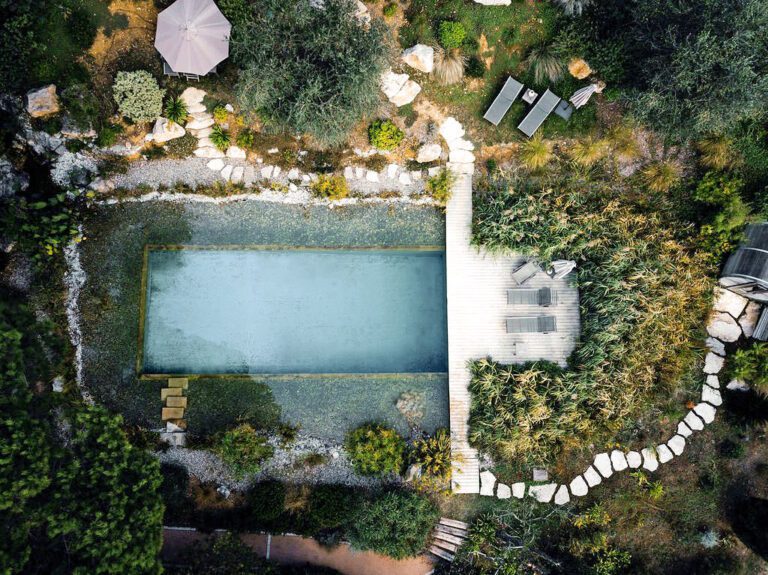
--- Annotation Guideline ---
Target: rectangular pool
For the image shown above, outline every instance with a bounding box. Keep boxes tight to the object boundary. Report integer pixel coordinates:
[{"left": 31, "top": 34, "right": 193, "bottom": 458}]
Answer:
[{"left": 140, "top": 247, "right": 448, "bottom": 374}]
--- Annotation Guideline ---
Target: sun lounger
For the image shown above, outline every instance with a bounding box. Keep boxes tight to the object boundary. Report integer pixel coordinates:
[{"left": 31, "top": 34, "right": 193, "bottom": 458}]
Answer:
[
  {"left": 507, "top": 287, "right": 554, "bottom": 306},
  {"left": 755, "top": 308, "right": 768, "bottom": 341},
  {"left": 518, "top": 89, "right": 561, "bottom": 137},
  {"left": 483, "top": 77, "right": 524, "bottom": 126},
  {"left": 511, "top": 261, "right": 541, "bottom": 285},
  {"left": 506, "top": 316, "right": 557, "bottom": 334}
]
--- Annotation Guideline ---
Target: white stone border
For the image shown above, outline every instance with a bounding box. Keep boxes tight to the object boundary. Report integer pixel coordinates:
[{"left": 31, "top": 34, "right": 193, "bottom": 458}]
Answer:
[{"left": 63, "top": 234, "right": 93, "bottom": 404}]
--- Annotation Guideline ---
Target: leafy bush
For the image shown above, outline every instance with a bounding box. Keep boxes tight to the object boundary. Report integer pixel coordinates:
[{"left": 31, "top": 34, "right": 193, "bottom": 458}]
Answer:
[
  {"left": 383, "top": 2, "right": 398, "bottom": 17},
  {"left": 210, "top": 125, "right": 231, "bottom": 152},
  {"left": 236, "top": 128, "right": 255, "bottom": 150},
  {"left": 96, "top": 123, "right": 123, "bottom": 148},
  {"left": 66, "top": 5, "right": 98, "bottom": 50},
  {"left": 411, "top": 428, "right": 452, "bottom": 485},
  {"left": 306, "top": 485, "right": 363, "bottom": 531},
  {"left": 426, "top": 168, "right": 455, "bottom": 205},
  {"left": 526, "top": 43, "right": 565, "bottom": 85},
  {"left": 211, "top": 424, "right": 274, "bottom": 479},
  {"left": 438, "top": 21, "right": 466, "bottom": 50},
  {"left": 310, "top": 174, "right": 349, "bottom": 201},
  {"left": 179, "top": 532, "right": 274, "bottom": 575},
  {"left": 349, "top": 491, "right": 438, "bottom": 559},
  {"left": 693, "top": 172, "right": 750, "bottom": 259},
  {"left": 728, "top": 343, "right": 768, "bottom": 397},
  {"left": 640, "top": 160, "right": 682, "bottom": 193},
  {"left": 164, "top": 97, "right": 188, "bottom": 125},
  {"left": 368, "top": 119, "right": 404, "bottom": 151},
  {"left": 112, "top": 70, "right": 165, "bottom": 123},
  {"left": 213, "top": 105, "right": 229, "bottom": 123},
  {"left": 166, "top": 133, "right": 198, "bottom": 158},
  {"left": 519, "top": 134, "right": 554, "bottom": 170},
  {"left": 247, "top": 480, "right": 286, "bottom": 524},
  {"left": 232, "top": 0, "right": 388, "bottom": 146},
  {"left": 345, "top": 423, "right": 405, "bottom": 476},
  {"left": 434, "top": 48, "right": 465, "bottom": 85}
]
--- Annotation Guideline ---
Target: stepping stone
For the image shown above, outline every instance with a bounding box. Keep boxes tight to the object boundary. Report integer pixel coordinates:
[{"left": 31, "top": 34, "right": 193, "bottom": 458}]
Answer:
[
  {"left": 702, "top": 385, "right": 722, "bottom": 406},
  {"left": 449, "top": 149, "right": 475, "bottom": 164},
  {"left": 479, "top": 470, "right": 496, "bottom": 496},
  {"left": 704, "top": 352, "right": 725, "bottom": 375},
  {"left": 496, "top": 483, "right": 511, "bottom": 499},
  {"left": 610, "top": 450, "right": 628, "bottom": 471},
  {"left": 569, "top": 475, "right": 589, "bottom": 496},
  {"left": 165, "top": 396, "right": 188, "bottom": 408},
  {"left": 677, "top": 420, "right": 693, "bottom": 438},
  {"left": 398, "top": 172, "right": 412, "bottom": 185},
  {"left": 511, "top": 483, "right": 526, "bottom": 498},
  {"left": 187, "top": 102, "right": 207, "bottom": 114},
  {"left": 180, "top": 86, "right": 206, "bottom": 106},
  {"left": 447, "top": 137, "right": 475, "bottom": 152},
  {"left": 593, "top": 453, "right": 613, "bottom": 478},
  {"left": 684, "top": 410, "right": 705, "bottom": 431},
  {"left": 226, "top": 146, "right": 247, "bottom": 159},
  {"left": 160, "top": 432, "right": 187, "bottom": 447},
  {"left": 532, "top": 468, "right": 549, "bottom": 482},
  {"left": 528, "top": 483, "right": 557, "bottom": 503},
  {"left": 707, "top": 312, "right": 741, "bottom": 342},
  {"left": 439, "top": 117, "right": 465, "bottom": 142},
  {"left": 191, "top": 126, "right": 213, "bottom": 138},
  {"left": 231, "top": 166, "right": 244, "bottom": 184},
  {"left": 705, "top": 337, "right": 725, "bottom": 356},
  {"left": 162, "top": 407, "right": 185, "bottom": 420},
  {"left": 197, "top": 137, "right": 215, "bottom": 149},
  {"left": 206, "top": 158, "right": 225, "bottom": 171},
  {"left": 168, "top": 378, "right": 189, "bottom": 389},
  {"left": 554, "top": 485, "right": 570, "bottom": 505},
  {"left": 706, "top": 375, "right": 720, "bottom": 389},
  {"left": 713, "top": 286, "right": 748, "bottom": 318},
  {"left": 667, "top": 434, "right": 686, "bottom": 456},
  {"left": 287, "top": 168, "right": 300, "bottom": 180},
  {"left": 187, "top": 117, "right": 215, "bottom": 131},
  {"left": 366, "top": 170, "right": 379, "bottom": 182},
  {"left": 583, "top": 466, "right": 602, "bottom": 487},
  {"left": 739, "top": 302, "right": 762, "bottom": 338},
  {"left": 161, "top": 388, "right": 183, "bottom": 400},
  {"left": 657, "top": 444, "right": 674, "bottom": 463},
  {"left": 343, "top": 167, "right": 354, "bottom": 179},
  {"left": 194, "top": 147, "right": 225, "bottom": 159},
  {"left": 166, "top": 420, "right": 185, "bottom": 432},
  {"left": 626, "top": 451, "right": 642, "bottom": 468},
  {"left": 641, "top": 447, "right": 659, "bottom": 472},
  {"left": 694, "top": 402, "right": 716, "bottom": 424},
  {"left": 220, "top": 165, "right": 233, "bottom": 181}
]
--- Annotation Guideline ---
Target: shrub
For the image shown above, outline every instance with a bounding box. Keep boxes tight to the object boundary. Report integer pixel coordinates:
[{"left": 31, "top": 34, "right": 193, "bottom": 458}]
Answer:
[
  {"left": 729, "top": 343, "right": 768, "bottom": 397},
  {"left": 213, "top": 105, "right": 229, "bottom": 123},
  {"left": 426, "top": 168, "right": 455, "bottom": 205},
  {"left": 310, "top": 175, "right": 349, "bottom": 201},
  {"left": 345, "top": 423, "right": 405, "bottom": 476},
  {"left": 526, "top": 43, "right": 565, "bottom": 85},
  {"left": 411, "top": 428, "right": 452, "bottom": 485},
  {"left": 438, "top": 21, "right": 466, "bottom": 50},
  {"left": 233, "top": 0, "right": 388, "bottom": 146},
  {"left": 166, "top": 134, "right": 198, "bottom": 158},
  {"left": 348, "top": 490, "right": 439, "bottom": 559},
  {"left": 164, "top": 97, "right": 188, "bottom": 125},
  {"left": 210, "top": 125, "right": 231, "bottom": 152},
  {"left": 182, "top": 532, "right": 273, "bottom": 574},
  {"left": 368, "top": 119, "right": 404, "bottom": 151},
  {"left": 519, "top": 134, "right": 554, "bottom": 171},
  {"left": 247, "top": 480, "right": 286, "bottom": 524},
  {"left": 211, "top": 424, "right": 274, "bottom": 479},
  {"left": 236, "top": 128, "right": 256, "bottom": 150},
  {"left": 66, "top": 5, "right": 99, "bottom": 50},
  {"left": 60, "top": 84, "right": 101, "bottom": 130},
  {"left": 306, "top": 485, "right": 363, "bottom": 531},
  {"left": 693, "top": 172, "right": 750, "bottom": 259},
  {"left": 640, "top": 160, "right": 682, "bottom": 193},
  {"left": 569, "top": 136, "right": 607, "bottom": 167},
  {"left": 383, "top": 2, "right": 398, "bottom": 17},
  {"left": 697, "top": 135, "right": 741, "bottom": 171},
  {"left": 112, "top": 70, "right": 165, "bottom": 123},
  {"left": 96, "top": 124, "right": 123, "bottom": 148},
  {"left": 434, "top": 48, "right": 465, "bottom": 85},
  {"left": 465, "top": 55, "right": 485, "bottom": 79}
]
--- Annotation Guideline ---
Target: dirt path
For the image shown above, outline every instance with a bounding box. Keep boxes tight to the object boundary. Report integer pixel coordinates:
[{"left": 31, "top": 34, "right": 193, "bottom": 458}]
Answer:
[{"left": 162, "top": 527, "right": 435, "bottom": 575}]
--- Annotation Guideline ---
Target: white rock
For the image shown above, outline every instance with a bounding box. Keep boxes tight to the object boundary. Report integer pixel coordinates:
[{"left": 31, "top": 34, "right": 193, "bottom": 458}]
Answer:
[
  {"left": 479, "top": 470, "right": 496, "bottom": 496},
  {"left": 365, "top": 170, "right": 379, "bottom": 182},
  {"left": 192, "top": 126, "right": 213, "bottom": 138},
  {"left": 187, "top": 102, "right": 207, "bottom": 114},
  {"left": 677, "top": 420, "right": 693, "bottom": 438},
  {"left": 641, "top": 447, "right": 659, "bottom": 472},
  {"left": 186, "top": 117, "right": 215, "bottom": 131},
  {"left": 707, "top": 375, "right": 720, "bottom": 389},
  {"left": 224, "top": 103, "right": 234, "bottom": 113},
  {"left": 386, "top": 164, "right": 399, "bottom": 179},
  {"left": 226, "top": 146, "right": 247, "bottom": 159},
  {"left": 380, "top": 69, "right": 409, "bottom": 100},
  {"left": 410, "top": 170, "right": 422, "bottom": 181},
  {"left": 726, "top": 378, "right": 750, "bottom": 391},
  {"left": 289, "top": 183, "right": 298, "bottom": 192},
  {"left": 180, "top": 86, "right": 206, "bottom": 106},
  {"left": 569, "top": 475, "right": 589, "bottom": 496},
  {"left": 244, "top": 166, "right": 256, "bottom": 185},
  {"left": 220, "top": 165, "right": 233, "bottom": 181},
  {"left": 684, "top": 410, "right": 705, "bottom": 431},
  {"left": 152, "top": 117, "right": 186, "bottom": 143},
  {"left": 439, "top": 117, "right": 465, "bottom": 142},
  {"left": 401, "top": 44, "right": 434, "bottom": 73},
  {"left": 657, "top": 444, "right": 674, "bottom": 463},
  {"left": 702, "top": 385, "right": 722, "bottom": 406},
  {"left": 267, "top": 147, "right": 279, "bottom": 154},
  {"left": 511, "top": 482, "right": 526, "bottom": 498},
  {"left": 26, "top": 85, "right": 60, "bottom": 117},
  {"left": 197, "top": 137, "right": 216, "bottom": 149},
  {"left": 713, "top": 287, "right": 748, "bottom": 318},
  {"left": 610, "top": 450, "right": 628, "bottom": 471},
  {"left": 528, "top": 483, "right": 557, "bottom": 503},
  {"left": 532, "top": 468, "right": 549, "bottom": 482},
  {"left": 52, "top": 376, "right": 65, "bottom": 392},
  {"left": 206, "top": 158, "right": 225, "bottom": 171},
  {"left": 416, "top": 143, "right": 442, "bottom": 163},
  {"left": 583, "top": 466, "right": 602, "bottom": 487},
  {"left": 707, "top": 312, "right": 742, "bottom": 342},
  {"left": 354, "top": 167, "right": 365, "bottom": 179},
  {"left": 398, "top": 172, "right": 412, "bottom": 185},
  {"left": 694, "top": 402, "right": 716, "bottom": 424},
  {"left": 626, "top": 451, "right": 642, "bottom": 468},
  {"left": 496, "top": 483, "right": 511, "bottom": 499},
  {"left": 301, "top": 173, "right": 310, "bottom": 182},
  {"left": 554, "top": 485, "right": 570, "bottom": 505},
  {"left": 739, "top": 302, "right": 762, "bottom": 338},
  {"left": 231, "top": 166, "right": 244, "bottom": 184},
  {"left": 667, "top": 434, "right": 686, "bottom": 456},
  {"left": 390, "top": 79, "right": 422, "bottom": 106},
  {"left": 704, "top": 352, "right": 725, "bottom": 374},
  {"left": 166, "top": 421, "right": 183, "bottom": 433},
  {"left": 428, "top": 166, "right": 441, "bottom": 177},
  {"left": 193, "top": 146, "right": 225, "bottom": 158},
  {"left": 343, "top": 167, "right": 354, "bottom": 179},
  {"left": 287, "top": 168, "right": 300, "bottom": 180},
  {"left": 273, "top": 166, "right": 282, "bottom": 178},
  {"left": 261, "top": 166, "right": 274, "bottom": 179},
  {"left": 449, "top": 149, "right": 475, "bottom": 164},
  {"left": 144, "top": 133, "right": 155, "bottom": 142},
  {"left": 593, "top": 453, "right": 613, "bottom": 478},
  {"left": 705, "top": 337, "right": 726, "bottom": 356},
  {"left": 447, "top": 137, "right": 475, "bottom": 151}
]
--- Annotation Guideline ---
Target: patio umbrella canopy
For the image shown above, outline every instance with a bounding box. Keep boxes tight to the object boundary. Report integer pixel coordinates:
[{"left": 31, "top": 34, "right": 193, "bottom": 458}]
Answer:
[{"left": 155, "top": 0, "right": 232, "bottom": 76}]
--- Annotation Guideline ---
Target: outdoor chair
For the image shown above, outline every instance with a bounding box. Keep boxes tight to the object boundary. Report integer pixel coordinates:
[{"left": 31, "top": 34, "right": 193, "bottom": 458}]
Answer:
[
  {"left": 511, "top": 261, "right": 541, "bottom": 285},
  {"left": 518, "top": 89, "right": 561, "bottom": 137},
  {"left": 483, "top": 77, "right": 524, "bottom": 126},
  {"left": 506, "top": 316, "right": 557, "bottom": 334},
  {"left": 507, "top": 287, "right": 555, "bottom": 306},
  {"left": 162, "top": 60, "right": 180, "bottom": 77}
]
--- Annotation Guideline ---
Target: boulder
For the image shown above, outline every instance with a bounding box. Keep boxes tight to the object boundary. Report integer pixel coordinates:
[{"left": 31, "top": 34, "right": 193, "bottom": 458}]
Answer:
[
  {"left": 152, "top": 117, "right": 186, "bottom": 143},
  {"left": 52, "top": 376, "right": 65, "bottom": 392},
  {"left": 554, "top": 485, "right": 570, "bottom": 506},
  {"left": 261, "top": 166, "right": 274, "bottom": 179},
  {"left": 667, "top": 434, "right": 686, "bottom": 456},
  {"left": 401, "top": 44, "right": 434, "bottom": 74},
  {"left": 287, "top": 168, "right": 301, "bottom": 180},
  {"left": 390, "top": 80, "right": 422, "bottom": 107},
  {"left": 713, "top": 287, "right": 748, "bottom": 318},
  {"left": 226, "top": 146, "right": 247, "bottom": 159},
  {"left": 26, "top": 85, "right": 60, "bottom": 118},
  {"left": 405, "top": 464, "right": 422, "bottom": 482},
  {"left": 479, "top": 470, "right": 496, "bottom": 496},
  {"left": 496, "top": 483, "right": 511, "bottom": 499},
  {"left": 386, "top": 164, "right": 399, "bottom": 179},
  {"left": 224, "top": 103, "right": 234, "bottom": 113},
  {"left": 593, "top": 453, "right": 613, "bottom": 478},
  {"left": 380, "top": 69, "right": 409, "bottom": 100},
  {"left": 511, "top": 482, "right": 526, "bottom": 498},
  {"left": 417, "top": 143, "right": 442, "bottom": 163},
  {"left": 705, "top": 337, "right": 725, "bottom": 356},
  {"left": 0, "top": 157, "right": 30, "bottom": 199},
  {"left": 583, "top": 465, "right": 602, "bottom": 487},
  {"left": 187, "top": 102, "right": 207, "bottom": 114},
  {"left": 243, "top": 166, "right": 256, "bottom": 185},
  {"left": 610, "top": 450, "right": 628, "bottom": 471},
  {"left": 694, "top": 402, "right": 717, "bottom": 424},
  {"left": 703, "top": 352, "right": 725, "bottom": 375},
  {"left": 739, "top": 302, "right": 762, "bottom": 338},
  {"left": 439, "top": 117, "right": 465, "bottom": 143},
  {"left": 569, "top": 475, "right": 589, "bottom": 497},
  {"left": 365, "top": 170, "right": 379, "bottom": 182},
  {"left": 641, "top": 447, "right": 659, "bottom": 472},
  {"left": 626, "top": 451, "right": 642, "bottom": 468},
  {"left": 528, "top": 483, "right": 557, "bottom": 503},
  {"left": 707, "top": 312, "right": 742, "bottom": 342},
  {"left": 343, "top": 167, "right": 354, "bottom": 179},
  {"left": 702, "top": 385, "right": 722, "bottom": 407}
]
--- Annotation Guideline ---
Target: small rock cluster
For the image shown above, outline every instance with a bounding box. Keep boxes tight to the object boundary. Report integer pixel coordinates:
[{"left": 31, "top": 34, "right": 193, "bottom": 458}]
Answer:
[
  {"left": 380, "top": 69, "right": 422, "bottom": 107},
  {"left": 440, "top": 117, "right": 475, "bottom": 175}
]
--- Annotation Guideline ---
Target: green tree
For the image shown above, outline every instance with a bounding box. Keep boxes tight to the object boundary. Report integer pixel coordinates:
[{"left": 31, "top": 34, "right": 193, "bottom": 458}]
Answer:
[
  {"left": 232, "top": 0, "right": 388, "bottom": 146},
  {"left": 113, "top": 70, "right": 165, "bottom": 123}
]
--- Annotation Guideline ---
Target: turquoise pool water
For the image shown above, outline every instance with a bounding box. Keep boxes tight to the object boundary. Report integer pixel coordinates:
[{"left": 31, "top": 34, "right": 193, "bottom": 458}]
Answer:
[{"left": 141, "top": 248, "right": 448, "bottom": 375}]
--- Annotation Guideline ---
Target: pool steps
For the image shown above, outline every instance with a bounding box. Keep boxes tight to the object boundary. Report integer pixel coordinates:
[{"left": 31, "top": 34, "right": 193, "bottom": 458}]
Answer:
[{"left": 160, "top": 377, "right": 188, "bottom": 447}]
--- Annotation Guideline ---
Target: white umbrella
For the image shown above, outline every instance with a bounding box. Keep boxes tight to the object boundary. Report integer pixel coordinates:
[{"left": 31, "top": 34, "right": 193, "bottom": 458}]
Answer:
[
  {"left": 569, "top": 81, "right": 606, "bottom": 109},
  {"left": 155, "top": 0, "right": 232, "bottom": 76}
]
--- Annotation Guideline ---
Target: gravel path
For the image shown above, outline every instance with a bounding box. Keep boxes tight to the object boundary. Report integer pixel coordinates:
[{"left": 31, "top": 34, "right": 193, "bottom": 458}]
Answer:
[{"left": 110, "top": 157, "right": 245, "bottom": 189}]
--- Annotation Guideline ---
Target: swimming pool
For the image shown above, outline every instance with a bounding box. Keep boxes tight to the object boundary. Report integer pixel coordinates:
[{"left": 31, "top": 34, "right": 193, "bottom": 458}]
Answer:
[{"left": 140, "top": 247, "right": 448, "bottom": 375}]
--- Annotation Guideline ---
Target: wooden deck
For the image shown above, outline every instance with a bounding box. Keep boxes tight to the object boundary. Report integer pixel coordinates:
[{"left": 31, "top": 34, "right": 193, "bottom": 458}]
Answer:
[{"left": 445, "top": 168, "right": 581, "bottom": 494}]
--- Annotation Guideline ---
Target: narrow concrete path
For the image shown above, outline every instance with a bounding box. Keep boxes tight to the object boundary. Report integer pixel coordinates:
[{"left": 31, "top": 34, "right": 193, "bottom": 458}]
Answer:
[{"left": 162, "top": 527, "right": 435, "bottom": 575}]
